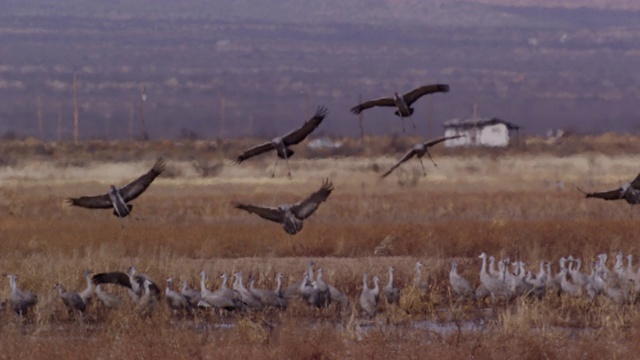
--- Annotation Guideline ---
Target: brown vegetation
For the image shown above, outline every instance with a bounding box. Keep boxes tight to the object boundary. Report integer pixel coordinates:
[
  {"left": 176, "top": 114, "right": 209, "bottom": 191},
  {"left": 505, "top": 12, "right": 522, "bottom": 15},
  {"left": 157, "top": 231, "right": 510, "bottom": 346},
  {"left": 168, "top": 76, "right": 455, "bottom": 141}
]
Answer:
[{"left": 1, "top": 138, "right": 640, "bottom": 358}]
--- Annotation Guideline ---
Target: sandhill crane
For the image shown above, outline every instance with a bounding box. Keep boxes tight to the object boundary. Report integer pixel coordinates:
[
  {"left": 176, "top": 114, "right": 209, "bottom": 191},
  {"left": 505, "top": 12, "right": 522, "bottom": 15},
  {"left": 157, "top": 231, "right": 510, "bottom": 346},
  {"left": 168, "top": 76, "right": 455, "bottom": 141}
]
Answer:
[
  {"left": 197, "top": 272, "right": 242, "bottom": 311},
  {"left": 282, "top": 260, "right": 315, "bottom": 299},
  {"left": 350, "top": 84, "right": 450, "bottom": 132},
  {"left": 180, "top": 280, "right": 202, "bottom": 308},
  {"left": 509, "top": 261, "right": 534, "bottom": 297},
  {"left": 413, "top": 262, "right": 429, "bottom": 294},
  {"left": 66, "top": 158, "right": 165, "bottom": 218},
  {"left": 249, "top": 275, "right": 287, "bottom": 309},
  {"left": 92, "top": 266, "right": 161, "bottom": 304},
  {"left": 488, "top": 256, "right": 500, "bottom": 278},
  {"left": 234, "top": 106, "right": 328, "bottom": 177},
  {"left": 475, "top": 284, "right": 491, "bottom": 302},
  {"left": 299, "top": 272, "right": 323, "bottom": 308},
  {"left": 165, "top": 277, "right": 191, "bottom": 315},
  {"left": 54, "top": 283, "right": 87, "bottom": 317},
  {"left": 313, "top": 269, "right": 331, "bottom": 307},
  {"left": 524, "top": 271, "right": 546, "bottom": 300},
  {"left": 523, "top": 261, "right": 547, "bottom": 300},
  {"left": 79, "top": 269, "right": 93, "bottom": 306},
  {"left": 232, "top": 272, "right": 263, "bottom": 310},
  {"left": 384, "top": 266, "right": 400, "bottom": 305},
  {"left": 359, "top": 273, "right": 380, "bottom": 318},
  {"left": 559, "top": 268, "right": 582, "bottom": 297},
  {"left": 578, "top": 172, "right": 640, "bottom": 208},
  {"left": 95, "top": 284, "right": 123, "bottom": 308},
  {"left": 234, "top": 179, "right": 333, "bottom": 235},
  {"left": 478, "top": 253, "right": 512, "bottom": 304},
  {"left": 566, "top": 256, "right": 590, "bottom": 290},
  {"left": 6, "top": 273, "right": 37, "bottom": 316},
  {"left": 328, "top": 284, "right": 350, "bottom": 308},
  {"left": 381, "top": 135, "right": 463, "bottom": 178},
  {"left": 449, "top": 261, "right": 475, "bottom": 301},
  {"left": 136, "top": 279, "right": 158, "bottom": 316}
]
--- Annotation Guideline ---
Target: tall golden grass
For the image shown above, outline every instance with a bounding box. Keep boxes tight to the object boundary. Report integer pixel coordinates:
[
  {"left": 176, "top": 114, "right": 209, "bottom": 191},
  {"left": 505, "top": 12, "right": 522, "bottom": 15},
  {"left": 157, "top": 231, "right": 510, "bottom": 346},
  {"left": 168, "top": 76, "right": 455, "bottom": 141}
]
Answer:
[{"left": 1, "top": 138, "right": 640, "bottom": 358}]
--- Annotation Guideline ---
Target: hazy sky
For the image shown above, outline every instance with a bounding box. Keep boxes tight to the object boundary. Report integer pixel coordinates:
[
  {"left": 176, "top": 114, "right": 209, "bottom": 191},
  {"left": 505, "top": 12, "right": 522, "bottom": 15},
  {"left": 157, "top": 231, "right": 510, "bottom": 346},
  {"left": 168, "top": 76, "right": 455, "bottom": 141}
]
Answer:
[{"left": 0, "top": 0, "right": 639, "bottom": 140}]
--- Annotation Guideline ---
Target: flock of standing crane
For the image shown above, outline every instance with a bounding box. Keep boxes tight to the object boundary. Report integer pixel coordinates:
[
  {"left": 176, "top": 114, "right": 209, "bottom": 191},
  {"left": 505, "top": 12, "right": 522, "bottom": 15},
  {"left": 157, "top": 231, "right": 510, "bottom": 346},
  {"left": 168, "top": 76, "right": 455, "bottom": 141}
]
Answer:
[
  {"left": 6, "top": 248, "right": 640, "bottom": 320},
  {"left": 3, "top": 81, "right": 639, "bottom": 321}
]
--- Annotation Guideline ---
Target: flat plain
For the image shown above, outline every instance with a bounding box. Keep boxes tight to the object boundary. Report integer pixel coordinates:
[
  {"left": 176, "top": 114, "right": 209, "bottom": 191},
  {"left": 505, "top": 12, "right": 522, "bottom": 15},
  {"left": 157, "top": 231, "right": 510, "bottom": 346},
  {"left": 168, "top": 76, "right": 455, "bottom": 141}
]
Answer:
[{"left": 1, "top": 137, "right": 640, "bottom": 359}]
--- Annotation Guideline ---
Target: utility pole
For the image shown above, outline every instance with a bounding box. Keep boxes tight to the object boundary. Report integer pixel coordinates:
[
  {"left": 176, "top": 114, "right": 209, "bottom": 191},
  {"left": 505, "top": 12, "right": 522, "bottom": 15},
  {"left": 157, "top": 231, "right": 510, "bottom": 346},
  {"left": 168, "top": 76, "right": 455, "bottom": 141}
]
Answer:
[
  {"left": 472, "top": 102, "right": 478, "bottom": 145},
  {"left": 139, "top": 84, "right": 148, "bottom": 140},
  {"left": 73, "top": 72, "right": 79, "bottom": 144},
  {"left": 219, "top": 94, "right": 226, "bottom": 138},
  {"left": 36, "top": 96, "right": 43, "bottom": 139},
  {"left": 57, "top": 103, "right": 62, "bottom": 141},
  {"left": 129, "top": 102, "right": 134, "bottom": 140},
  {"left": 358, "top": 94, "right": 364, "bottom": 141}
]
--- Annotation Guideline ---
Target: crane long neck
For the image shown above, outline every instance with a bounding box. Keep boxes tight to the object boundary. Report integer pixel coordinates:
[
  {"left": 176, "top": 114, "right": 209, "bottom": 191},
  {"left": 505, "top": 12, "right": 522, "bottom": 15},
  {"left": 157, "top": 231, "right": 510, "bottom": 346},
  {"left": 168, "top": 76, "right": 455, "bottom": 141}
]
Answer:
[
  {"left": 387, "top": 269, "right": 394, "bottom": 288},
  {"left": 200, "top": 274, "right": 207, "bottom": 293},
  {"left": 275, "top": 276, "right": 282, "bottom": 293},
  {"left": 363, "top": 274, "right": 368, "bottom": 290},
  {"left": 372, "top": 278, "right": 379, "bottom": 293},
  {"left": 480, "top": 256, "right": 487, "bottom": 276},
  {"left": 307, "top": 263, "right": 314, "bottom": 282}
]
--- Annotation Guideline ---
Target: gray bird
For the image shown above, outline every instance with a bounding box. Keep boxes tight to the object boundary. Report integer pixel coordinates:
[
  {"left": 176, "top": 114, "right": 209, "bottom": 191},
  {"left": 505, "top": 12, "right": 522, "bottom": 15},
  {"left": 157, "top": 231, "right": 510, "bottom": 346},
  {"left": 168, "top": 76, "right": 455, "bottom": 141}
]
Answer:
[
  {"left": 234, "top": 179, "right": 333, "bottom": 235},
  {"left": 197, "top": 272, "right": 243, "bottom": 311},
  {"left": 351, "top": 84, "right": 450, "bottom": 132},
  {"left": 578, "top": 172, "right": 640, "bottom": 205},
  {"left": 383, "top": 266, "right": 400, "bottom": 305},
  {"left": 232, "top": 272, "right": 263, "bottom": 310},
  {"left": 249, "top": 274, "right": 287, "bottom": 309},
  {"left": 449, "top": 261, "right": 476, "bottom": 301},
  {"left": 66, "top": 158, "right": 165, "bottom": 218},
  {"left": 54, "top": 283, "right": 87, "bottom": 316},
  {"left": 165, "top": 277, "right": 191, "bottom": 314},
  {"left": 95, "top": 284, "right": 123, "bottom": 309},
  {"left": 234, "top": 106, "right": 327, "bottom": 178},
  {"left": 359, "top": 273, "right": 380, "bottom": 318},
  {"left": 6, "top": 273, "right": 38, "bottom": 316},
  {"left": 92, "top": 266, "right": 161, "bottom": 304},
  {"left": 381, "top": 135, "right": 462, "bottom": 178},
  {"left": 180, "top": 280, "right": 202, "bottom": 308}
]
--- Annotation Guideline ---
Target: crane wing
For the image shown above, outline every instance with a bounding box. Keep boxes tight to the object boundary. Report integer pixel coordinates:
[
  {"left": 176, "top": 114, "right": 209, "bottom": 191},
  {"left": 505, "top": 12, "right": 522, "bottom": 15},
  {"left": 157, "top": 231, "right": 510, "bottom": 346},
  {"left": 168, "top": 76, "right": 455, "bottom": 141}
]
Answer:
[
  {"left": 291, "top": 179, "right": 333, "bottom": 220},
  {"left": 282, "top": 106, "right": 328, "bottom": 145},
  {"left": 92, "top": 272, "right": 132, "bottom": 289},
  {"left": 381, "top": 149, "right": 417, "bottom": 178},
  {"left": 577, "top": 187, "right": 623, "bottom": 201},
  {"left": 135, "top": 274, "right": 161, "bottom": 297},
  {"left": 233, "top": 141, "right": 275, "bottom": 164},
  {"left": 119, "top": 158, "right": 165, "bottom": 202},
  {"left": 630, "top": 172, "right": 640, "bottom": 189},
  {"left": 66, "top": 194, "right": 112, "bottom": 209},
  {"left": 350, "top": 97, "right": 395, "bottom": 114},
  {"left": 423, "top": 134, "right": 463, "bottom": 148},
  {"left": 402, "top": 84, "right": 450, "bottom": 106},
  {"left": 233, "top": 203, "right": 284, "bottom": 224}
]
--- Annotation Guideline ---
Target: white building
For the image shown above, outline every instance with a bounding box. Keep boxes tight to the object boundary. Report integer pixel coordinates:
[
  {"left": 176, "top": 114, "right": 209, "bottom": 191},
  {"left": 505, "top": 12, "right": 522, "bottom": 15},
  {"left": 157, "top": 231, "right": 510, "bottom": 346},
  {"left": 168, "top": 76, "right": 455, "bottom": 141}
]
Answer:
[{"left": 443, "top": 117, "right": 520, "bottom": 147}]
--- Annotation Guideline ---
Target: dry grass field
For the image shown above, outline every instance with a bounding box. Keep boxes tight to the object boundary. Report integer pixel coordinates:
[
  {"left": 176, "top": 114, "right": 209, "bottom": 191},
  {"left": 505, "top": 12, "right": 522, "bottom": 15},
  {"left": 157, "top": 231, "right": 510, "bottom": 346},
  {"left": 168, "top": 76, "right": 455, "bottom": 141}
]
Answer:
[{"left": 1, "top": 137, "right": 640, "bottom": 359}]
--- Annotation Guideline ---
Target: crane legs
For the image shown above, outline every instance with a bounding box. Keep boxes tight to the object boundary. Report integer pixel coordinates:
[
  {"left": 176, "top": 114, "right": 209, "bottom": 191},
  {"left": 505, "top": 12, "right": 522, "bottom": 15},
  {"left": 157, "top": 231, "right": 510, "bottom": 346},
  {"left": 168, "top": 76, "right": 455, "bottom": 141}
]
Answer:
[
  {"left": 271, "top": 154, "right": 292, "bottom": 178},
  {"left": 271, "top": 156, "right": 279, "bottom": 178},
  {"left": 283, "top": 152, "right": 292, "bottom": 179},
  {"left": 418, "top": 158, "right": 426, "bottom": 177},
  {"left": 426, "top": 152, "right": 438, "bottom": 169}
]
